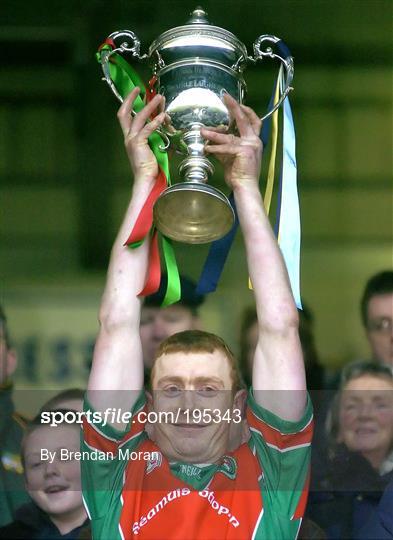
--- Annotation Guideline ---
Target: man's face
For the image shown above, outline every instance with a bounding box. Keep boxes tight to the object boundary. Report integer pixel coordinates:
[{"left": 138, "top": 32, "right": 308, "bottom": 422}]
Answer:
[
  {"left": 338, "top": 375, "right": 393, "bottom": 467},
  {"left": 151, "top": 350, "right": 236, "bottom": 463},
  {"left": 24, "top": 426, "right": 85, "bottom": 519},
  {"left": 366, "top": 293, "right": 393, "bottom": 366},
  {"left": 140, "top": 306, "right": 198, "bottom": 369}
]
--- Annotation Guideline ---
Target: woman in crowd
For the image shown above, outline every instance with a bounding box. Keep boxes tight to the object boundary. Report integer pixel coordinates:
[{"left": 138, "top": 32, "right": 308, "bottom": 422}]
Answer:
[{"left": 308, "top": 360, "right": 393, "bottom": 539}]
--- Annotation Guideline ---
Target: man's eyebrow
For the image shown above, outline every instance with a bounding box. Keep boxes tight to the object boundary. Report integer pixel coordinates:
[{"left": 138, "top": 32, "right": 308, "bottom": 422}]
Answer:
[
  {"left": 156, "top": 376, "right": 225, "bottom": 387},
  {"left": 193, "top": 377, "right": 225, "bottom": 387},
  {"left": 156, "top": 376, "right": 185, "bottom": 386}
]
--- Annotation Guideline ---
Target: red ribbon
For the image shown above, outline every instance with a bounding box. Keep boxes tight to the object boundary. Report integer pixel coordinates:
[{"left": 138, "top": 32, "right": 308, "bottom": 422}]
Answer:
[
  {"left": 98, "top": 38, "right": 116, "bottom": 52},
  {"left": 138, "top": 228, "right": 161, "bottom": 297},
  {"left": 124, "top": 168, "right": 167, "bottom": 246},
  {"left": 146, "top": 75, "right": 158, "bottom": 104},
  {"left": 124, "top": 168, "right": 168, "bottom": 296}
]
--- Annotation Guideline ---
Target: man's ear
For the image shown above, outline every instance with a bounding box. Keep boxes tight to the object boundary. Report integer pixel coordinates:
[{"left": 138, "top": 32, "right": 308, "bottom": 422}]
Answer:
[
  {"left": 6, "top": 348, "right": 17, "bottom": 378},
  {"left": 144, "top": 391, "right": 156, "bottom": 442},
  {"left": 233, "top": 389, "right": 247, "bottom": 414},
  {"left": 145, "top": 390, "right": 153, "bottom": 411}
]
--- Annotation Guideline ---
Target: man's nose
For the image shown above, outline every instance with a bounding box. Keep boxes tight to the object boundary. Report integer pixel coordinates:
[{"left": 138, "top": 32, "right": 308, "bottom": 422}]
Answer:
[
  {"left": 180, "top": 390, "right": 196, "bottom": 412},
  {"left": 152, "top": 319, "right": 168, "bottom": 339}
]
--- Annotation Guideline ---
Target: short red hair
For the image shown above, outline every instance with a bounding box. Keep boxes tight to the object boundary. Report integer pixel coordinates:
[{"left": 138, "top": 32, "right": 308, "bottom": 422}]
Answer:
[{"left": 151, "top": 330, "right": 242, "bottom": 391}]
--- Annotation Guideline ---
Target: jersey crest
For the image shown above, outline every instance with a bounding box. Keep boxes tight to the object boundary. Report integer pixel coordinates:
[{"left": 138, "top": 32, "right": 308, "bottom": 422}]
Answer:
[
  {"left": 219, "top": 455, "right": 237, "bottom": 480},
  {"left": 146, "top": 452, "right": 162, "bottom": 475}
]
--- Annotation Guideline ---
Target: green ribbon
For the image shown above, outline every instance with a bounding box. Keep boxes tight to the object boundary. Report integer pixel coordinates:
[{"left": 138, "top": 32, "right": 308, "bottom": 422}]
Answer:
[
  {"left": 161, "top": 235, "right": 180, "bottom": 307},
  {"left": 97, "top": 45, "right": 180, "bottom": 304}
]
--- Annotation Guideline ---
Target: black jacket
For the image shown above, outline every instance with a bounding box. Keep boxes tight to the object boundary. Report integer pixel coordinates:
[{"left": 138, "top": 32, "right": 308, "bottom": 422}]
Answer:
[
  {"left": 0, "top": 502, "right": 89, "bottom": 540},
  {"left": 308, "top": 445, "right": 393, "bottom": 539},
  {"left": 0, "top": 385, "right": 30, "bottom": 526}
]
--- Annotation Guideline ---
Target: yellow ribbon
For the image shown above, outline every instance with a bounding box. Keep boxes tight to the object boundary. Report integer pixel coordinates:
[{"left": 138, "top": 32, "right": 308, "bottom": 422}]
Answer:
[
  {"left": 249, "top": 72, "right": 281, "bottom": 290},
  {"left": 264, "top": 75, "right": 281, "bottom": 214}
]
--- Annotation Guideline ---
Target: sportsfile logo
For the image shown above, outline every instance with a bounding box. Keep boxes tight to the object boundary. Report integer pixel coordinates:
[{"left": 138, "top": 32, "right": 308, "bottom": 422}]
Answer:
[{"left": 132, "top": 488, "right": 240, "bottom": 535}]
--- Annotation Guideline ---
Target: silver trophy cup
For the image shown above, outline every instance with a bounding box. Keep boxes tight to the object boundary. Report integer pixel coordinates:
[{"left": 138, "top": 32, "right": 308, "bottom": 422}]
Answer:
[{"left": 99, "top": 7, "right": 294, "bottom": 244}]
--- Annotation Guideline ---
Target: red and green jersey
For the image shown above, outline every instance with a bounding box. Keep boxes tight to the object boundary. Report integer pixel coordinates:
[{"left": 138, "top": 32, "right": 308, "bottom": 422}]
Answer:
[{"left": 81, "top": 391, "right": 313, "bottom": 540}]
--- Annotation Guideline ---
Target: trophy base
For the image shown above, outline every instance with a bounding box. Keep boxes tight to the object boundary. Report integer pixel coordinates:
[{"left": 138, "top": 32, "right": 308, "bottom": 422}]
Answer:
[{"left": 153, "top": 183, "right": 235, "bottom": 244}]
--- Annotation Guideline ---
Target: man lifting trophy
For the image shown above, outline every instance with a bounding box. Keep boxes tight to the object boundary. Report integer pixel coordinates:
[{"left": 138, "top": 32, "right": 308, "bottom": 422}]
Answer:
[{"left": 80, "top": 7, "right": 311, "bottom": 540}]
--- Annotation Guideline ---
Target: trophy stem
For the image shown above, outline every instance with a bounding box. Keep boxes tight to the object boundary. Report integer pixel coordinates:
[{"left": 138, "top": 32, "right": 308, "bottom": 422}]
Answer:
[
  {"left": 152, "top": 122, "right": 235, "bottom": 244},
  {"left": 178, "top": 124, "right": 214, "bottom": 183}
]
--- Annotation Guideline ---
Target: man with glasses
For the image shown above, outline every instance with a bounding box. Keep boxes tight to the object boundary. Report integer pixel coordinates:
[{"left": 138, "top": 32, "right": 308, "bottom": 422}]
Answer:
[
  {"left": 140, "top": 274, "right": 205, "bottom": 375},
  {"left": 360, "top": 271, "right": 393, "bottom": 367}
]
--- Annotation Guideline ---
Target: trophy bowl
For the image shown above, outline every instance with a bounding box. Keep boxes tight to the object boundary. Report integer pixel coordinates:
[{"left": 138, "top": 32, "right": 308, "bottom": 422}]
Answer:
[{"left": 99, "top": 7, "right": 294, "bottom": 243}]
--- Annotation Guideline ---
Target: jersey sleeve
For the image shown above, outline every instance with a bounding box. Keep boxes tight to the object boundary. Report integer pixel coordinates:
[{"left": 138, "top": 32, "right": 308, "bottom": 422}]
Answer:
[
  {"left": 246, "top": 389, "right": 313, "bottom": 523},
  {"left": 81, "top": 391, "right": 147, "bottom": 523}
]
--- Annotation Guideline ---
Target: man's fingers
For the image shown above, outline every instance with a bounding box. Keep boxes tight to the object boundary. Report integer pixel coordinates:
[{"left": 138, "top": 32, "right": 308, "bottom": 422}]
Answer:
[
  {"left": 117, "top": 87, "right": 141, "bottom": 136},
  {"left": 202, "top": 125, "right": 228, "bottom": 134},
  {"left": 201, "top": 129, "right": 236, "bottom": 145},
  {"left": 158, "top": 95, "right": 166, "bottom": 114},
  {"left": 138, "top": 112, "right": 166, "bottom": 139},
  {"left": 240, "top": 104, "right": 262, "bottom": 135},
  {"left": 130, "top": 94, "right": 164, "bottom": 135},
  {"left": 223, "top": 93, "right": 254, "bottom": 137},
  {"left": 124, "top": 112, "right": 166, "bottom": 145},
  {"left": 203, "top": 128, "right": 260, "bottom": 149},
  {"left": 204, "top": 144, "right": 238, "bottom": 155},
  {"left": 117, "top": 89, "right": 164, "bottom": 137}
]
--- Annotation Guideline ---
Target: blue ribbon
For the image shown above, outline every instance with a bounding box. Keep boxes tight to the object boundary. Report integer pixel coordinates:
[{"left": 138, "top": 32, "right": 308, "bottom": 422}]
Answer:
[
  {"left": 276, "top": 77, "right": 302, "bottom": 309},
  {"left": 196, "top": 90, "right": 275, "bottom": 295},
  {"left": 196, "top": 193, "right": 239, "bottom": 294}
]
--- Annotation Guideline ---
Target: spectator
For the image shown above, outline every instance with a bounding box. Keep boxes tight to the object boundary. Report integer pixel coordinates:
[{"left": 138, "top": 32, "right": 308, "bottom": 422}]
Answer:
[
  {"left": 0, "top": 410, "right": 88, "bottom": 539},
  {"left": 41, "top": 388, "right": 85, "bottom": 414},
  {"left": 0, "top": 303, "right": 30, "bottom": 526},
  {"left": 140, "top": 273, "right": 205, "bottom": 372},
  {"left": 239, "top": 303, "right": 326, "bottom": 392},
  {"left": 361, "top": 270, "right": 393, "bottom": 367},
  {"left": 308, "top": 360, "right": 393, "bottom": 538}
]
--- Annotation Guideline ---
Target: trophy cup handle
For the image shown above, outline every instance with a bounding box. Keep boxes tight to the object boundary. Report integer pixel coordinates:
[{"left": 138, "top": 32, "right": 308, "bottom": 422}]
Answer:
[
  {"left": 99, "top": 31, "right": 171, "bottom": 150},
  {"left": 99, "top": 30, "right": 148, "bottom": 104},
  {"left": 250, "top": 35, "right": 294, "bottom": 121}
]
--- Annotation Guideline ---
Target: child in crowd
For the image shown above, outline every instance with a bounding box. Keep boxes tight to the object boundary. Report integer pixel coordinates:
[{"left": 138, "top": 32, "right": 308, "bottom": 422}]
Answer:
[{"left": 0, "top": 409, "right": 88, "bottom": 539}]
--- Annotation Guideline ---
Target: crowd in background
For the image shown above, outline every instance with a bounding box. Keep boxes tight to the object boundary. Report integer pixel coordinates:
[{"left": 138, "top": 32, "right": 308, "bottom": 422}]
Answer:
[{"left": 0, "top": 270, "right": 392, "bottom": 539}]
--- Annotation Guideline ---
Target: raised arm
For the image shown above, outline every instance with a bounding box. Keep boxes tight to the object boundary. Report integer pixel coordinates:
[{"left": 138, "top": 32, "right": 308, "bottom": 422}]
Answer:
[
  {"left": 87, "top": 89, "right": 166, "bottom": 420},
  {"left": 202, "top": 95, "right": 306, "bottom": 421}
]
